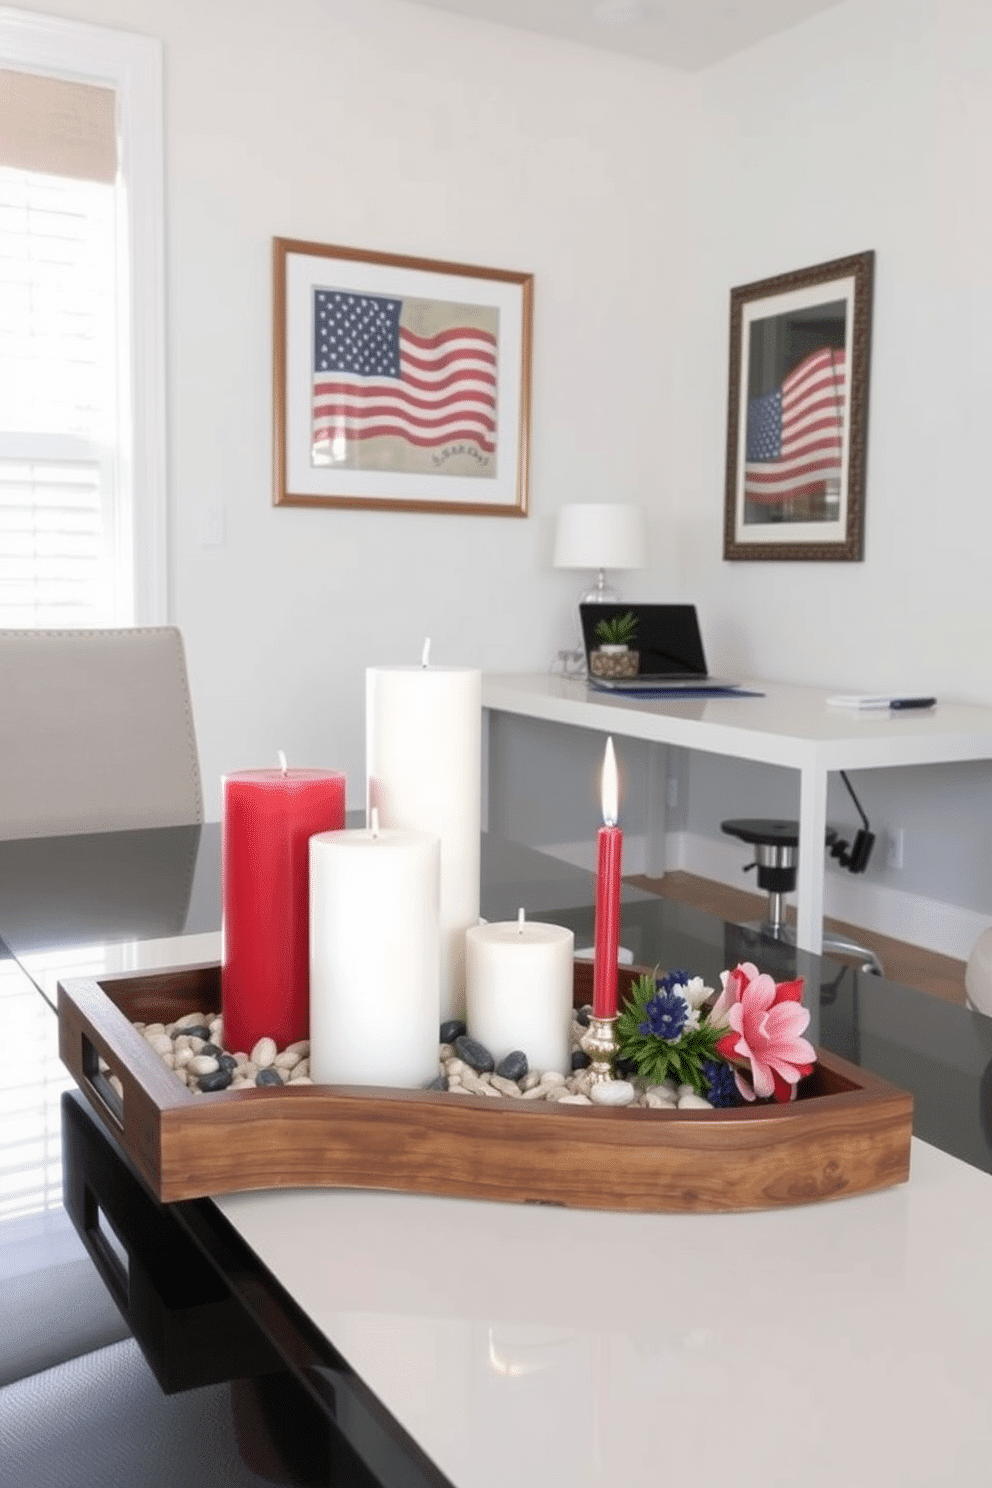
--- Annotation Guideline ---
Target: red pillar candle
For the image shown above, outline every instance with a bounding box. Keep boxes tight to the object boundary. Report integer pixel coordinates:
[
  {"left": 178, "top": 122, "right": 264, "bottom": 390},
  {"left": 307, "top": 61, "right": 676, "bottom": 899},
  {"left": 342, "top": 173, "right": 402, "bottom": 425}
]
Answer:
[
  {"left": 222, "top": 765, "right": 346, "bottom": 1053},
  {"left": 592, "top": 737, "right": 623, "bottom": 1020}
]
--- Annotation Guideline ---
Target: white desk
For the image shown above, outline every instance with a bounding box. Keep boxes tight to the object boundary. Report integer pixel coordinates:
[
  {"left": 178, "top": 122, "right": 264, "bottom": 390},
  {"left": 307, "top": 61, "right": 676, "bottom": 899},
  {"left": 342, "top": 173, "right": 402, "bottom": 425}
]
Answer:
[{"left": 482, "top": 673, "right": 992, "bottom": 956}]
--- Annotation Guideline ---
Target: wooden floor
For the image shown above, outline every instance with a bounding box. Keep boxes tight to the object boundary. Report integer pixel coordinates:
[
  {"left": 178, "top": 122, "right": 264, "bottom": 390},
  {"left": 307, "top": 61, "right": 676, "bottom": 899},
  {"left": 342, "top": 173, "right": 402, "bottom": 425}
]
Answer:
[{"left": 627, "top": 870, "right": 968, "bottom": 1007}]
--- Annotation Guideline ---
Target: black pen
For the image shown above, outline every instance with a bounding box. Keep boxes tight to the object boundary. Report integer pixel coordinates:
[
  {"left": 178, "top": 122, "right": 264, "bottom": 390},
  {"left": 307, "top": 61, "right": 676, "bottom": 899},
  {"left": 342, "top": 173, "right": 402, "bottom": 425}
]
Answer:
[{"left": 889, "top": 697, "right": 937, "bottom": 711}]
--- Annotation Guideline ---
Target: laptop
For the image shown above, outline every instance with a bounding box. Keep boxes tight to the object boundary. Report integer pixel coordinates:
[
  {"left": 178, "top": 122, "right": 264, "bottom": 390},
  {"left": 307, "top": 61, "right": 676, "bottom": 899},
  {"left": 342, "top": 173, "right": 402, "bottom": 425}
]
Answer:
[{"left": 579, "top": 602, "right": 739, "bottom": 692}]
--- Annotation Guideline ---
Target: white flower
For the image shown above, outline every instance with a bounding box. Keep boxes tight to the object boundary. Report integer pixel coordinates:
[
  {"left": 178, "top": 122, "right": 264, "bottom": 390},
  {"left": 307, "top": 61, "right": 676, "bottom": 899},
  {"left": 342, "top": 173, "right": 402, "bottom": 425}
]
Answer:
[{"left": 680, "top": 976, "right": 713, "bottom": 1010}]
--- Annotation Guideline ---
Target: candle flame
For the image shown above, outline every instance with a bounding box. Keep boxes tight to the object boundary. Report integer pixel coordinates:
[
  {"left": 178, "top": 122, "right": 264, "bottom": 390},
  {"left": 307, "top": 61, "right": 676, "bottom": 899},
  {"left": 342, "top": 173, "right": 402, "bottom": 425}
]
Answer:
[
  {"left": 517, "top": 906, "right": 526, "bottom": 934},
  {"left": 277, "top": 749, "right": 288, "bottom": 776},
  {"left": 601, "top": 736, "right": 619, "bottom": 826},
  {"left": 421, "top": 637, "right": 431, "bottom": 668}
]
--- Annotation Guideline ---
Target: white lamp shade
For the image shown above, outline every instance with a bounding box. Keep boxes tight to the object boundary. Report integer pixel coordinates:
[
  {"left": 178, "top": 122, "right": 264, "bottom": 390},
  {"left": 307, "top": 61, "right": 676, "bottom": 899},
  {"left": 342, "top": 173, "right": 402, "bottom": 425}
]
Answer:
[{"left": 552, "top": 503, "right": 647, "bottom": 571}]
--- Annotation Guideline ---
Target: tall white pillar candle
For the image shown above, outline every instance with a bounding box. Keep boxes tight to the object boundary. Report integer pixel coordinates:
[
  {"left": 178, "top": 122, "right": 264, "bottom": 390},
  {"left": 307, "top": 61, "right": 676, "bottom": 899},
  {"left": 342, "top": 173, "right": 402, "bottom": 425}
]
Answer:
[
  {"left": 366, "top": 661, "right": 481, "bottom": 1022},
  {"left": 465, "top": 912, "right": 575, "bottom": 1075},
  {"left": 309, "top": 824, "right": 440, "bottom": 1088}
]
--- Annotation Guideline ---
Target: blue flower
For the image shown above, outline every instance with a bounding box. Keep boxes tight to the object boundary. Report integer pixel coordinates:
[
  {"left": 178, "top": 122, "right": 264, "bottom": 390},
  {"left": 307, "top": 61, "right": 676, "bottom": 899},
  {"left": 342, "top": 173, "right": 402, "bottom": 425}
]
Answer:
[
  {"left": 702, "top": 1059, "right": 742, "bottom": 1108},
  {"left": 656, "top": 969, "right": 690, "bottom": 996},
  {"left": 639, "top": 989, "right": 689, "bottom": 1042}
]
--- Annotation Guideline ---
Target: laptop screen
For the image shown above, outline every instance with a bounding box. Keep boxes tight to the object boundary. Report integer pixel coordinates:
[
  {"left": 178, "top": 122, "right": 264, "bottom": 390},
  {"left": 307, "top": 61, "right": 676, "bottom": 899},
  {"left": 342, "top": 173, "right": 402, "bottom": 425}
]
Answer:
[{"left": 579, "top": 603, "right": 709, "bottom": 680}]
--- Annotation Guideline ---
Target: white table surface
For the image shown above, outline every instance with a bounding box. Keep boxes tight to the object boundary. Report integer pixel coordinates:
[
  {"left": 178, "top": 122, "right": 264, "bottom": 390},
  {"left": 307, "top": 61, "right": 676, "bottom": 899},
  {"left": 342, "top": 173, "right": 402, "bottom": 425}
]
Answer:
[
  {"left": 216, "top": 1139, "right": 991, "bottom": 1488},
  {"left": 482, "top": 672, "right": 992, "bottom": 955},
  {"left": 25, "top": 922, "right": 992, "bottom": 1487}
]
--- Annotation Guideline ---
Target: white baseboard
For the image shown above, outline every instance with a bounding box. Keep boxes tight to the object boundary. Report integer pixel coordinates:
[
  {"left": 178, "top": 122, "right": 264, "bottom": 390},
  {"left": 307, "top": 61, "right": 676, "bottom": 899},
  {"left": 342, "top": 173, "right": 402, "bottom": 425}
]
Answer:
[{"left": 540, "top": 831, "right": 988, "bottom": 961}]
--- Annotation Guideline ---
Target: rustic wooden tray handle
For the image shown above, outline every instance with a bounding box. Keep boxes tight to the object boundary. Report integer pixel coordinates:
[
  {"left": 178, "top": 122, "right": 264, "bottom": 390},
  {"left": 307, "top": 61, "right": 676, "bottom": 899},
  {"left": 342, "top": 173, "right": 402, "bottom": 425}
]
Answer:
[{"left": 79, "top": 1029, "right": 126, "bottom": 1138}]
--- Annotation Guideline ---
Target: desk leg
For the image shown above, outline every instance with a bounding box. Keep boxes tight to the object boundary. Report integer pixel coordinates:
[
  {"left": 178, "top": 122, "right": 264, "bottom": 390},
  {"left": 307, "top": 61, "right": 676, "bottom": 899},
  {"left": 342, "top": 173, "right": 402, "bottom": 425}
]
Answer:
[{"left": 796, "top": 768, "right": 827, "bottom": 955}]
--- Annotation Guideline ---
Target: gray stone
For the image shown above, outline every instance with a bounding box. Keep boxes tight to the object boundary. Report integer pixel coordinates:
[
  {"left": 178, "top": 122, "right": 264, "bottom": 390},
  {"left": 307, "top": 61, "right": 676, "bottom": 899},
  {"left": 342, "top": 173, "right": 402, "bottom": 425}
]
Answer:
[
  {"left": 454, "top": 1035, "right": 494, "bottom": 1073},
  {"left": 495, "top": 1050, "right": 528, "bottom": 1081},
  {"left": 425, "top": 1074, "right": 448, "bottom": 1091},
  {"left": 440, "top": 1019, "right": 467, "bottom": 1044},
  {"left": 197, "top": 1067, "right": 233, "bottom": 1092},
  {"left": 255, "top": 1067, "right": 283, "bottom": 1088}
]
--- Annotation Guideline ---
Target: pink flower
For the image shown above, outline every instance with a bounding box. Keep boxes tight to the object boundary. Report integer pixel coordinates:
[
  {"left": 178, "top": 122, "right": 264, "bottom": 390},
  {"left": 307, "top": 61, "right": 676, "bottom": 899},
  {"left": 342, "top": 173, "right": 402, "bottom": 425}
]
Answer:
[{"left": 710, "top": 962, "right": 815, "bottom": 1103}]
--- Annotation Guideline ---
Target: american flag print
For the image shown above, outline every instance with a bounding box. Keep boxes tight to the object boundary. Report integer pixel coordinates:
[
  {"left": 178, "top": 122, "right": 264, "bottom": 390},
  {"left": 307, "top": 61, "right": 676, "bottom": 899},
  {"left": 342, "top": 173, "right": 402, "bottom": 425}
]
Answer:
[
  {"left": 743, "top": 346, "right": 846, "bottom": 512},
  {"left": 311, "top": 289, "right": 499, "bottom": 478}
]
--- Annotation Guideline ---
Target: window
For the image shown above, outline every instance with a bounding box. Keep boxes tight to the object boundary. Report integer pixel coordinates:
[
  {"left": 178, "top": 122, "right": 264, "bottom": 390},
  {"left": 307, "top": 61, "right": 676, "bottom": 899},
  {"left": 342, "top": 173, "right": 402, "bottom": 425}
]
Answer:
[{"left": 0, "top": 9, "right": 166, "bottom": 627}]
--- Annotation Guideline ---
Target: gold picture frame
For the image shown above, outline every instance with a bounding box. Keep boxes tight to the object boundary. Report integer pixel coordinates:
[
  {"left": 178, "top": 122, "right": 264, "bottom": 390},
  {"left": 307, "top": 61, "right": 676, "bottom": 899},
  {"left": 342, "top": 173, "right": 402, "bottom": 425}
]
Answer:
[{"left": 273, "top": 237, "right": 533, "bottom": 517}]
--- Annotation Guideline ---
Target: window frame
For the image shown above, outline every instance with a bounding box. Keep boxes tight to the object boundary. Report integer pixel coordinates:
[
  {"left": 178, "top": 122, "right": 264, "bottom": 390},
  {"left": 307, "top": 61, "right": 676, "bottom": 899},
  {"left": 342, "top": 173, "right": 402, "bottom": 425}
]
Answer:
[{"left": 0, "top": 4, "right": 167, "bottom": 624}]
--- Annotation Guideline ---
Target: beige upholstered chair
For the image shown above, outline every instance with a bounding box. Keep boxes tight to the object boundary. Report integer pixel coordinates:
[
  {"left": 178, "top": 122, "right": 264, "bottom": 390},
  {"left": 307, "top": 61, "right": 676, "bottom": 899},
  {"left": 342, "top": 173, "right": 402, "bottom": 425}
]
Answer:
[{"left": 0, "top": 627, "right": 202, "bottom": 839}]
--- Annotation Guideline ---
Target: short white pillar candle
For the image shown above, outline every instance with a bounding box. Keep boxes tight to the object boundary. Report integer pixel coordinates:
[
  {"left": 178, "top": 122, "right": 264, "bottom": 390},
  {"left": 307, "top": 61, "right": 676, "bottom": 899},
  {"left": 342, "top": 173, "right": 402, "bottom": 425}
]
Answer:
[
  {"left": 465, "top": 910, "right": 575, "bottom": 1075},
  {"left": 309, "top": 820, "right": 440, "bottom": 1088}
]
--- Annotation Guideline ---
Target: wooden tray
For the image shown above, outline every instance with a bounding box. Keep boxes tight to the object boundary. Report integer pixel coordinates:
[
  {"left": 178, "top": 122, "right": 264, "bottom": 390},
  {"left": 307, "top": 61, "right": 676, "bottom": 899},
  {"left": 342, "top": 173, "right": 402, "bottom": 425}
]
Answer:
[{"left": 58, "top": 961, "right": 913, "bottom": 1213}]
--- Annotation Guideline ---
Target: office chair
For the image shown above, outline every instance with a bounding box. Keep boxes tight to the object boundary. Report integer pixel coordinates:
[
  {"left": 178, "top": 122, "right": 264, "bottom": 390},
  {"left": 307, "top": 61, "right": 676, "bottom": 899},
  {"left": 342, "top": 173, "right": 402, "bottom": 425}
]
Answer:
[
  {"left": 0, "top": 626, "right": 202, "bottom": 839},
  {"left": 721, "top": 815, "right": 884, "bottom": 977}
]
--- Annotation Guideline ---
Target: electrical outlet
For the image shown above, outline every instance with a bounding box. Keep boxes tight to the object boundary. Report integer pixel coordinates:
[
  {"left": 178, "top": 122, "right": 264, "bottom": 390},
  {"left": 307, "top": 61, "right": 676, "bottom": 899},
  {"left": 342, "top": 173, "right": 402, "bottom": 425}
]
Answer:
[{"left": 886, "top": 827, "right": 905, "bottom": 871}]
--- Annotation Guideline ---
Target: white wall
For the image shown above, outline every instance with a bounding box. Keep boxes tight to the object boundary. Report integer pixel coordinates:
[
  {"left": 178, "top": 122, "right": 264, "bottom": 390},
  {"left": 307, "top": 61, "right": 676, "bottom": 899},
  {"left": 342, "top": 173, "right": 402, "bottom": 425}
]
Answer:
[
  {"left": 12, "top": 0, "right": 693, "bottom": 816},
  {"left": 662, "top": 0, "right": 992, "bottom": 953},
  {"left": 15, "top": 0, "right": 992, "bottom": 951}
]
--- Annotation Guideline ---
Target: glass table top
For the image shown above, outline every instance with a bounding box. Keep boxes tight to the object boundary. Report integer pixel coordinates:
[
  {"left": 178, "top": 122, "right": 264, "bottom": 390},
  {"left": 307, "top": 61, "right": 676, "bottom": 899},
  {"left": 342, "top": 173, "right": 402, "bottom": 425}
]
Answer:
[{"left": 1, "top": 822, "right": 991, "bottom": 1175}]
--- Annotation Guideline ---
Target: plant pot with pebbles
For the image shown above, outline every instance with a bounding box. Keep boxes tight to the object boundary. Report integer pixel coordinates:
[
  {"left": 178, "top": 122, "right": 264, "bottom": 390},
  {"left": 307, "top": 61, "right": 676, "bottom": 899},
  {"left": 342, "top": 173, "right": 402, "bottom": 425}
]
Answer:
[{"left": 590, "top": 611, "right": 639, "bottom": 679}]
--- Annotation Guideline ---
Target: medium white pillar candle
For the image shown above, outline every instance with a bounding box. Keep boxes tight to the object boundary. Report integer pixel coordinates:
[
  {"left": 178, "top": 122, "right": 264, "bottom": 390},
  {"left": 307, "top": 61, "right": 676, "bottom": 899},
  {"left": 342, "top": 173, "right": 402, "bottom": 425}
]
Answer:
[
  {"left": 309, "top": 822, "right": 440, "bottom": 1088},
  {"left": 465, "top": 911, "right": 575, "bottom": 1075},
  {"left": 366, "top": 657, "right": 481, "bottom": 1023}
]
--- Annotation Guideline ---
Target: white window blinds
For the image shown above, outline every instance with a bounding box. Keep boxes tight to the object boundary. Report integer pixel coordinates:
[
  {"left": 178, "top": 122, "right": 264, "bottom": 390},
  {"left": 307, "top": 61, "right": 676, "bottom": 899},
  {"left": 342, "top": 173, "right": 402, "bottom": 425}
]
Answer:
[{"left": 0, "top": 68, "right": 125, "bottom": 627}]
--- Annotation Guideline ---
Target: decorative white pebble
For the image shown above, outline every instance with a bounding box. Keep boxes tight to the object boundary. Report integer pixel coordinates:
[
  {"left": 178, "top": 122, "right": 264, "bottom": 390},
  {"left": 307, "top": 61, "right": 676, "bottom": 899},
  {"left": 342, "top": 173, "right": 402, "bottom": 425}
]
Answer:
[
  {"left": 445, "top": 1057, "right": 466, "bottom": 1076},
  {"left": 521, "top": 1085, "right": 549, "bottom": 1100},
  {"left": 284, "top": 1040, "right": 310, "bottom": 1057},
  {"left": 251, "top": 1037, "right": 277, "bottom": 1069},
  {"left": 188, "top": 1054, "right": 219, "bottom": 1076},
  {"left": 290, "top": 1075, "right": 313, "bottom": 1085},
  {"left": 143, "top": 1022, "right": 166, "bottom": 1038},
  {"left": 645, "top": 1091, "right": 674, "bottom": 1109},
  {"left": 274, "top": 1049, "right": 302, "bottom": 1070},
  {"left": 230, "top": 1076, "right": 253, "bottom": 1089},
  {"left": 448, "top": 1084, "right": 475, "bottom": 1095},
  {"left": 521, "top": 1070, "right": 542, "bottom": 1091},
  {"left": 490, "top": 1074, "right": 523, "bottom": 1098},
  {"left": 539, "top": 1070, "right": 566, "bottom": 1087},
  {"left": 590, "top": 1079, "right": 636, "bottom": 1107},
  {"left": 558, "top": 1093, "right": 593, "bottom": 1105},
  {"left": 677, "top": 1092, "right": 716, "bottom": 1110},
  {"left": 438, "top": 1043, "right": 454, "bottom": 1060},
  {"left": 288, "top": 1060, "right": 310, "bottom": 1081},
  {"left": 677, "top": 1083, "right": 695, "bottom": 1098},
  {"left": 146, "top": 1032, "right": 173, "bottom": 1056},
  {"left": 175, "top": 1011, "right": 201, "bottom": 1028}
]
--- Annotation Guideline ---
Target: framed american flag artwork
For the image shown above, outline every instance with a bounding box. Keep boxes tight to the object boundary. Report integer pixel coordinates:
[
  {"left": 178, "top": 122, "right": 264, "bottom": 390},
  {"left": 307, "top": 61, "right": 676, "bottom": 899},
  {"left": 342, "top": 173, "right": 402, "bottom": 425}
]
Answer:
[
  {"left": 723, "top": 251, "right": 874, "bottom": 561},
  {"left": 272, "top": 238, "right": 533, "bottom": 516}
]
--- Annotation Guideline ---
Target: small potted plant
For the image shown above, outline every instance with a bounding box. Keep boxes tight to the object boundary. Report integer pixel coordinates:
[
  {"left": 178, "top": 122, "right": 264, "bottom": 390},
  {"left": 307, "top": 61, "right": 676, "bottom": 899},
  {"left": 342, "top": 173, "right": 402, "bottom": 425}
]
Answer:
[{"left": 590, "top": 611, "right": 639, "bottom": 679}]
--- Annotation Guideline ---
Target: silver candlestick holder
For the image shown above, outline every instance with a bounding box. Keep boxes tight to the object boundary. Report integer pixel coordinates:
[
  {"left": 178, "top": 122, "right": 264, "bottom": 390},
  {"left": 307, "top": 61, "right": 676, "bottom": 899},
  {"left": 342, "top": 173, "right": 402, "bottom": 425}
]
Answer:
[{"left": 580, "top": 1014, "right": 618, "bottom": 1085}]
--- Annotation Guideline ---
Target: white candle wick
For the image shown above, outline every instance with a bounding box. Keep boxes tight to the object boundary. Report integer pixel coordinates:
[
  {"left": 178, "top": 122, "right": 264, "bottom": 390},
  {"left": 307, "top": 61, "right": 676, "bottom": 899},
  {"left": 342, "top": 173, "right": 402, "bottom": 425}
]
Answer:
[
  {"left": 421, "top": 637, "right": 431, "bottom": 668},
  {"left": 277, "top": 749, "right": 288, "bottom": 776},
  {"left": 517, "top": 906, "right": 526, "bottom": 934},
  {"left": 370, "top": 805, "right": 380, "bottom": 838},
  {"left": 601, "top": 736, "right": 619, "bottom": 827}
]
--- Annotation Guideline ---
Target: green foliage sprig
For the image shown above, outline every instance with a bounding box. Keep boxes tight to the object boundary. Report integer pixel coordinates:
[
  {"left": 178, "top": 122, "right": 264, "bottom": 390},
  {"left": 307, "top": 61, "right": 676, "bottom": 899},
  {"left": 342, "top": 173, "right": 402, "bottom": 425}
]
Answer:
[
  {"left": 615, "top": 971, "right": 724, "bottom": 1091},
  {"left": 594, "top": 611, "right": 638, "bottom": 646}
]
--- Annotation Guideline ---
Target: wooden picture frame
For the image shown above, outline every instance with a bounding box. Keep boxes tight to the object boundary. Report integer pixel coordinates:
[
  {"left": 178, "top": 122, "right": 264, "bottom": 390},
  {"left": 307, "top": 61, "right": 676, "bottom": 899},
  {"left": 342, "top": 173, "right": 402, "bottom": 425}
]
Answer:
[
  {"left": 723, "top": 250, "right": 874, "bottom": 561},
  {"left": 273, "top": 238, "right": 533, "bottom": 517}
]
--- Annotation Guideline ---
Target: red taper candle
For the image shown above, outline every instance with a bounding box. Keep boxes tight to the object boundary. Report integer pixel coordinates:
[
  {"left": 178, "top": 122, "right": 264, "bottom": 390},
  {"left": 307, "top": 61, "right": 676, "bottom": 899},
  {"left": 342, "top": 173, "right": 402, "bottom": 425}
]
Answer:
[
  {"left": 222, "top": 758, "right": 346, "bottom": 1053},
  {"left": 592, "top": 736, "right": 623, "bottom": 1020}
]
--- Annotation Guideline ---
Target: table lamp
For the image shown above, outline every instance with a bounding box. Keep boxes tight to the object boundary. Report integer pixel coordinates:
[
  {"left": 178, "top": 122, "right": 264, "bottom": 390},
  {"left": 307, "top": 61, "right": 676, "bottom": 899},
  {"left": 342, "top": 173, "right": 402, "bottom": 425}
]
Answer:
[
  {"left": 552, "top": 502, "right": 647, "bottom": 605},
  {"left": 553, "top": 503, "right": 647, "bottom": 669}
]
